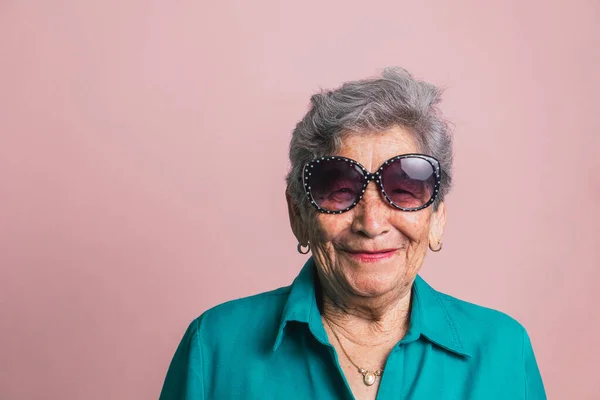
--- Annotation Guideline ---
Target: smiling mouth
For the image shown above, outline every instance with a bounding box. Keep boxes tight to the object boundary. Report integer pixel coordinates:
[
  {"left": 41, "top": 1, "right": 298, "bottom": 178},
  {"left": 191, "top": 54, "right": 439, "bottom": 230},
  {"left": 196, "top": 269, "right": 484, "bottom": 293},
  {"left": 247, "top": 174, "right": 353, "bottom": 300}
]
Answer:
[{"left": 342, "top": 248, "right": 398, "bottom": 262}]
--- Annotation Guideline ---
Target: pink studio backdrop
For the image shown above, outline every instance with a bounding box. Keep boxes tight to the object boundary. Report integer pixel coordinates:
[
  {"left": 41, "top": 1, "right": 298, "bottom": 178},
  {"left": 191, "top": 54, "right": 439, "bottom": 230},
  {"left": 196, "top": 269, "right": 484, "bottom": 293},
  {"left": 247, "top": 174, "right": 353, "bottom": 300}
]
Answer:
[{"left": 1, "top": 1, "right": 599, "bottom": 399}]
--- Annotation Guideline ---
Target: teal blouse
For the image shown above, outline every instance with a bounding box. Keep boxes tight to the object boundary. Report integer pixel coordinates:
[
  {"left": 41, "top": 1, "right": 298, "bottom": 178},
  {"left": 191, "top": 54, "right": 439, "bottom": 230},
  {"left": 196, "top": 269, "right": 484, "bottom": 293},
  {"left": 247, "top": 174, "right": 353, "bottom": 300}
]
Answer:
[{"left": 159, "top": 258, "right": 546, "bottom": 399}]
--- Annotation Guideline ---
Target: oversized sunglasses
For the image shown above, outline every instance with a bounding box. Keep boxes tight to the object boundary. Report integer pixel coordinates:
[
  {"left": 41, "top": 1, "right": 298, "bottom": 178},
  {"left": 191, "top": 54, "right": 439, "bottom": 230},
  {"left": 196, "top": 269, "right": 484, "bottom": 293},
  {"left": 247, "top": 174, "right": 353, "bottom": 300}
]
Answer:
[{"left": 301, "top": 154, "right": 442, "bottom": 214}]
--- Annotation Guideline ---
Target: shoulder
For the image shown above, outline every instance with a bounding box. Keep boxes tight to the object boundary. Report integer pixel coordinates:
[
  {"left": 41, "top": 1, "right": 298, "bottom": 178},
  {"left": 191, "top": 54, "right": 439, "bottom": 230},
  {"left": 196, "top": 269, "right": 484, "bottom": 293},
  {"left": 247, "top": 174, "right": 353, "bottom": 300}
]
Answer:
[
  {"left": 440, "top": 290, "right": 525, "bottom": 332},
  {"left": 189, "top": 286, "right": 291, "bottom": 346},
  {"left": 436, "top": 289, "right": 528, "bottom": 356},
  {"left": 430, "top": 286, "right": 546, "bottom": 397},
  {"left": 202, "top": 285, "right": 290, "bottom": 321}
]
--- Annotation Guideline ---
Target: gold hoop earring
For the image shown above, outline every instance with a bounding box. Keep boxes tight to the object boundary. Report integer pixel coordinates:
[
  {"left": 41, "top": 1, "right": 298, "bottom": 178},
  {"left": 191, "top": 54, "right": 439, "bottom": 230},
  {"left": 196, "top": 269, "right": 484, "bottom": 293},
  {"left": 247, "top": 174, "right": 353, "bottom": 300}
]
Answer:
[
  {"left": 429, "top": 241, "right": 443, "bottom": 252},
  {"left": 297, "top": 242, "right": 310, "bottom": 254}
]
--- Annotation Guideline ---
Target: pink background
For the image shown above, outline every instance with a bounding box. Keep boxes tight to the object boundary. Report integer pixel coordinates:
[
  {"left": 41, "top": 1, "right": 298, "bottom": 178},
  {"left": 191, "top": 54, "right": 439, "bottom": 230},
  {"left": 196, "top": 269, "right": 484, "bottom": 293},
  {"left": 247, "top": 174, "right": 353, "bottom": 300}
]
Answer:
[{"left": 1, "top": 1, "right": 599, "bottom": 399}]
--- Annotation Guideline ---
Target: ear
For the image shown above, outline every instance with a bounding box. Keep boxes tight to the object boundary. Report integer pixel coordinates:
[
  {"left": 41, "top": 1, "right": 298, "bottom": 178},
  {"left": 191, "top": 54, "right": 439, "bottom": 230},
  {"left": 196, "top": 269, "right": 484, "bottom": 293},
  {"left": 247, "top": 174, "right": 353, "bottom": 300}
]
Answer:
[
  {"left": 428, "top": 201, "right": 447, "bottom": 246},
  {"left": 286, "top": 189, "right": 309, "bottom": 245}
]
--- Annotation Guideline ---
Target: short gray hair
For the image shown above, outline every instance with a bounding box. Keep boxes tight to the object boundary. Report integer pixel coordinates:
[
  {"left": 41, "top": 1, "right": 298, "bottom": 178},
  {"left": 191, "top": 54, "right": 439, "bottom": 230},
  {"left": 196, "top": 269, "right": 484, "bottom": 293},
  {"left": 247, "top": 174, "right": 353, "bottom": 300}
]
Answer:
[{"left": 286, "top": 67, "right": 454, "bottom": 212}]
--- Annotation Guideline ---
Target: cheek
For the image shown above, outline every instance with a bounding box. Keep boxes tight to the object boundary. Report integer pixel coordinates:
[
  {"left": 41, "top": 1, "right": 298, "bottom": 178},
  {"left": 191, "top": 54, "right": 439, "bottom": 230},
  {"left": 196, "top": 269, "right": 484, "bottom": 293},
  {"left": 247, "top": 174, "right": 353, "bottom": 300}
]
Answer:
[
  {"left": 392, "top": 211, "right": 432, "bottom": 243},
  {"left": 311, "top": 214, "right": 353, "bottom": 242}
]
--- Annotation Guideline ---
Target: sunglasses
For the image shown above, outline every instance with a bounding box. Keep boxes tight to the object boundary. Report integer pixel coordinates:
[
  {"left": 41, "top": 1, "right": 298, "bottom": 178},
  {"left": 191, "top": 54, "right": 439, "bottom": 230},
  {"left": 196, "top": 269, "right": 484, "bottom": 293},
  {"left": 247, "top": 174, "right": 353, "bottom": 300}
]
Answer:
[{"left": 301, "top": 154, "right": 442, "bottom": 214}]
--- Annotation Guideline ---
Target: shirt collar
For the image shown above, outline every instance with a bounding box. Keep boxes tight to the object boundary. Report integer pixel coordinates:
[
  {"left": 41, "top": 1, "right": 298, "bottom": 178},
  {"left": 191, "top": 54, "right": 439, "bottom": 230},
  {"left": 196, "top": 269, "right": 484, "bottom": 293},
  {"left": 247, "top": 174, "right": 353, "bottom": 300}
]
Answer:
[
  {"left": 273, "top": 257, "right": 472, "bottom": 358},
  {"left": 412, "top": 275, "right": 472, "bottom": 357},
  {"left": 273, "top": 257, "right": 327, "bottom": 351}
]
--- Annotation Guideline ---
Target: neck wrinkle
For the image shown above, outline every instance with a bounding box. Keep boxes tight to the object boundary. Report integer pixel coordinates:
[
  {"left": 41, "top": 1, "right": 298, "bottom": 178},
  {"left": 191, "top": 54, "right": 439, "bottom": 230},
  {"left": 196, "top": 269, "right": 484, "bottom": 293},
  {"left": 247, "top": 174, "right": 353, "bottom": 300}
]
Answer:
[{"left": 319, "top": 284, "right": 412, "bottom": 347}]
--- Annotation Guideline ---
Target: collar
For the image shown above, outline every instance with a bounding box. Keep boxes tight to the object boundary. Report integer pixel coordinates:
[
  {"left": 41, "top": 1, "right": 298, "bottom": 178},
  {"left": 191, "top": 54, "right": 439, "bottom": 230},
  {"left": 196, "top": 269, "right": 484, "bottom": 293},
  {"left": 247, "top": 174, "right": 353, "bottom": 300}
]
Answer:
[
  {"left": 412, "top": 274, "right": 472, "bottom": 357},
  {"left": 273, "top": 257, "right": 472, "bottom": 358},
  {"left": 272, "top": 257, "right": 328, "bottom": 351}
]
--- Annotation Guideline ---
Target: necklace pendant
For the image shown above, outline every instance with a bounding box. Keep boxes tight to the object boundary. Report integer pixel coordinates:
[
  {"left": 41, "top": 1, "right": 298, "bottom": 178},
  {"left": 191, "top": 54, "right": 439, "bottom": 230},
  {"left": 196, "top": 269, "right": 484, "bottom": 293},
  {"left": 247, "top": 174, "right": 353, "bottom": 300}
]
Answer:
[{"left": 363, "top": 371, "right": 376, "bottom": 386}]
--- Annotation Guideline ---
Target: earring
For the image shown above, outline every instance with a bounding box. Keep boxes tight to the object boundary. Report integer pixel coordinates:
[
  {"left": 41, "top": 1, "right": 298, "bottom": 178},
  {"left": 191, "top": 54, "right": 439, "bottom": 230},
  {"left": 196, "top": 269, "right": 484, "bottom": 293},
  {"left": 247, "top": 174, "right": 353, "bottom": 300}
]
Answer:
[
  {"left": 297, "top": 242, "right": 310, "bottom": 254},
  {"left": 429, "top": 240, "right": 443, "bottom": 252}
]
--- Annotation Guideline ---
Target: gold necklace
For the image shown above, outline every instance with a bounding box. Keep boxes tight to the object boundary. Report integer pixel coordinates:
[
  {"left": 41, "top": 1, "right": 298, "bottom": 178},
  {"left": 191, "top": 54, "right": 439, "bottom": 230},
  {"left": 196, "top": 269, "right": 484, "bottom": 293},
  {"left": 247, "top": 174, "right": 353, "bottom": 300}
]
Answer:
[{"left": 323, "top": 318, "right": 383, "bottom": 387}]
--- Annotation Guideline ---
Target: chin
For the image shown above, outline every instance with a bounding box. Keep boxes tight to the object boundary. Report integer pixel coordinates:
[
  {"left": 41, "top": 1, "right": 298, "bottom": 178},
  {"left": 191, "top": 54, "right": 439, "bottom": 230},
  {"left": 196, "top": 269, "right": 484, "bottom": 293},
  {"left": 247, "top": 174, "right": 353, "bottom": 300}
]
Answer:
[{"left": 344, "top": 263, "right": 404, "bottom": 297}]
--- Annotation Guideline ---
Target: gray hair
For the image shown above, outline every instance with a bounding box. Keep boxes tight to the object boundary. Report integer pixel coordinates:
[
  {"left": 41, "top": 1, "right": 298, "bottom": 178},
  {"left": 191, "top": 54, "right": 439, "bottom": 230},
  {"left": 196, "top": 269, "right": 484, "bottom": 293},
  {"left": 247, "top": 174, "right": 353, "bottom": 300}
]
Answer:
[{"left": 286, "top": 67, "right": 454, "bottom": 213}]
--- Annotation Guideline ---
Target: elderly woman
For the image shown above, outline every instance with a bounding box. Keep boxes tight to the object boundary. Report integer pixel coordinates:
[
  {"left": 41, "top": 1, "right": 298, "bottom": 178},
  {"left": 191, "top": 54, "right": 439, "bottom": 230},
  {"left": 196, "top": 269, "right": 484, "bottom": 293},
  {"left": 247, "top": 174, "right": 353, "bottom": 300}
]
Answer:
[{"left": 159, "top": 68, "right": 546, "bottom": 399}]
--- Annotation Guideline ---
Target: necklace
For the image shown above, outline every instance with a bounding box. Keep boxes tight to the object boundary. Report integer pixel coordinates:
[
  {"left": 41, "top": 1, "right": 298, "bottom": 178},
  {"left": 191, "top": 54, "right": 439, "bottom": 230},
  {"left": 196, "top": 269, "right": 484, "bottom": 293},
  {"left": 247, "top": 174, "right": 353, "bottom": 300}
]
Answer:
[{"left": 323, "top": 318, "right": 383, "bottom": 387}]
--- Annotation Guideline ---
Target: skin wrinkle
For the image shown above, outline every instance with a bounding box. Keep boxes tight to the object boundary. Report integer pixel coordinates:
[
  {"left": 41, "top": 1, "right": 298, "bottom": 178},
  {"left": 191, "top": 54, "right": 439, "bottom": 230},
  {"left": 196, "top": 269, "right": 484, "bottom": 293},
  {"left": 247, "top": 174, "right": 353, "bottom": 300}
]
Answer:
[{"left": 287, "top": 126, "right": 446, "bottom": 399}]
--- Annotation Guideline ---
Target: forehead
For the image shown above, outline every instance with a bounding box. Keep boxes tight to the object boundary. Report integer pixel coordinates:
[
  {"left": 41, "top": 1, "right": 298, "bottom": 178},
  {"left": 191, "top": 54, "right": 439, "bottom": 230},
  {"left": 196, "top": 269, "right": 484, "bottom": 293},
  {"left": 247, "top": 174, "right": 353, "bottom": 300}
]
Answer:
[{"left": 334, "top": 126, "right": 420, "bottom": 171}]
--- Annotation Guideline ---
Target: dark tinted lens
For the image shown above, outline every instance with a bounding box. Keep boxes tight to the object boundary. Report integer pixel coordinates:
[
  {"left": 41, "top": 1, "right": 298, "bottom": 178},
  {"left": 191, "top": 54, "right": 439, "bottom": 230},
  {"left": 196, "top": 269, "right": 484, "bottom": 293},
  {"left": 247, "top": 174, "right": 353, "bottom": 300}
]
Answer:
[
  {"left": 380, "top": 157, "right": 435, "bottom": 209},
  {"left": 308, "top": 159, "right": 364, "bottom": 211}
]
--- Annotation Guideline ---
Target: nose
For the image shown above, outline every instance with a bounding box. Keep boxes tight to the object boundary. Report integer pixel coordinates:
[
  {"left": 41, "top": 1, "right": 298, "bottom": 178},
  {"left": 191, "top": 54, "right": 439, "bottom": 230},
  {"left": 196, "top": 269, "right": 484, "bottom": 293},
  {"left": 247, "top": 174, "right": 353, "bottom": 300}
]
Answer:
[{"left": 351, "top": 181, "right": 391, "bottom": 238}]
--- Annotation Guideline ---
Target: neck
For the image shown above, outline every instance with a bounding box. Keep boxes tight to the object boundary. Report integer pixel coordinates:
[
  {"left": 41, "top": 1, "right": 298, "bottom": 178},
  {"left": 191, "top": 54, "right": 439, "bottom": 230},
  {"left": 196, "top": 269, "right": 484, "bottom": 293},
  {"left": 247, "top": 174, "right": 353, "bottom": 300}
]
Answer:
[{"left": 319, "top": 280, "right": 413, "bottom": 347}]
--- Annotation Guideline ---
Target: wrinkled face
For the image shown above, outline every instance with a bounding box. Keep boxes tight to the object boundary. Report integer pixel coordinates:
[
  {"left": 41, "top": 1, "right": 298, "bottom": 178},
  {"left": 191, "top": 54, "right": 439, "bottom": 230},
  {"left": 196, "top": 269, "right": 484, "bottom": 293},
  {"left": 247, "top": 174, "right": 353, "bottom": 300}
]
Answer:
[{"left": 290, "top": 126, "right": 446, "bottom": 300}]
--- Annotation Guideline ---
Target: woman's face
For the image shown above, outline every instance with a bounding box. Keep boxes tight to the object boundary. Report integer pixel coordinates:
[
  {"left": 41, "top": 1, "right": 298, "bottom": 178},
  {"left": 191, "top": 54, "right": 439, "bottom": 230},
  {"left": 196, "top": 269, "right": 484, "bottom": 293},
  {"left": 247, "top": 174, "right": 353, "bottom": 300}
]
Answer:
[{"left": 291, "top": 126, "right": 446, "bottom": 301}]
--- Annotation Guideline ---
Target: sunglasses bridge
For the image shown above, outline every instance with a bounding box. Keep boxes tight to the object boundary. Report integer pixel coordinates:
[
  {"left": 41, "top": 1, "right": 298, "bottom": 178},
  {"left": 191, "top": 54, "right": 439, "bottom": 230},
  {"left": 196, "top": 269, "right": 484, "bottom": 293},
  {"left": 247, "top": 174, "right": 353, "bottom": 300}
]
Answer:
[{"left": 363, "top": 171, "right": 383, "bottom": 187}]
